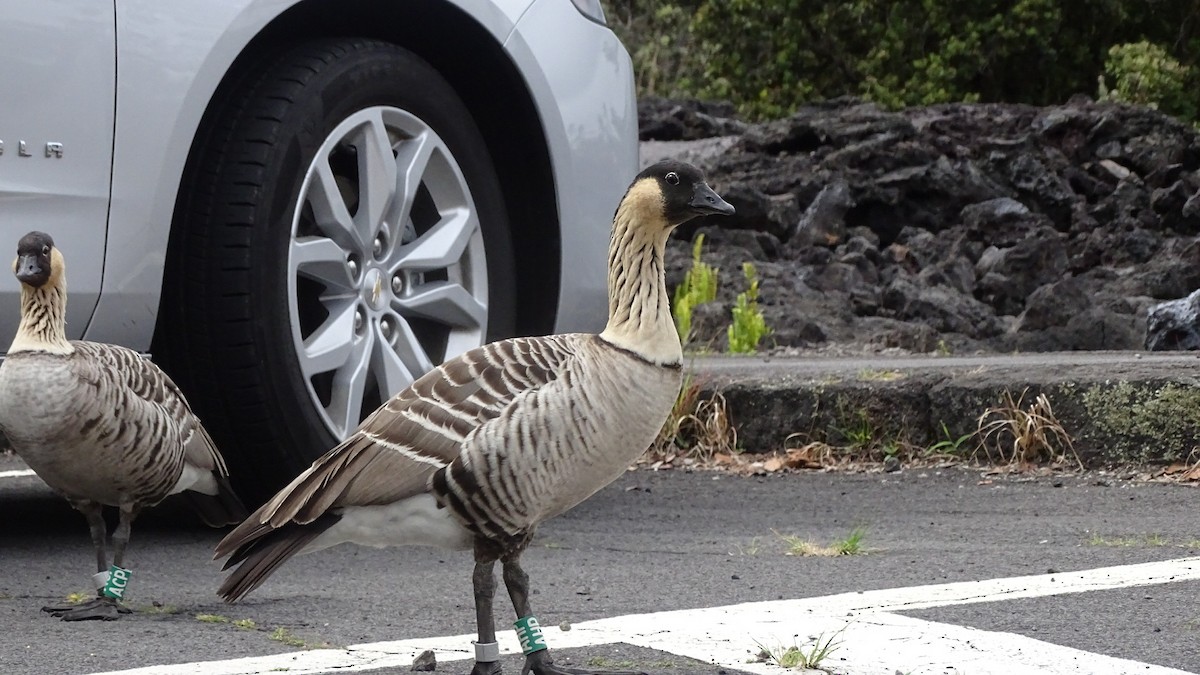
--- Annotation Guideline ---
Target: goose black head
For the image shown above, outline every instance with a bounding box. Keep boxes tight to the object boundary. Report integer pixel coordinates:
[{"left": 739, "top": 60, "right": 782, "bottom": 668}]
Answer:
[
  {"left": 13, "top": 231, "right": 57, "bottom": 289},
  {"left": 624, "top": 160, "right": 735, "bottom": 228}
]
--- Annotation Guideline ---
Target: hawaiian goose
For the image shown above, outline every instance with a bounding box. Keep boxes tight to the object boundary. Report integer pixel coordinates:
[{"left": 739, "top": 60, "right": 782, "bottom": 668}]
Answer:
[
  {"left": 0, "top": 231, "right": 247, "bottom": 621},
  {"left": 214, "top": 160, "right": 734, "bottom": 674}
]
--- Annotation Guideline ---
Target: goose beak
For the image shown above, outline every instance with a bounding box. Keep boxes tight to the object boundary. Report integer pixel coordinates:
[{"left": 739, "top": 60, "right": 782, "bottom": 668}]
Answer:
[
  {"left": 15, "top": 255, "right": 48, "bottom": 287},
  {"left": 689, "top": 182, "right": 735, "bottom": 217}
]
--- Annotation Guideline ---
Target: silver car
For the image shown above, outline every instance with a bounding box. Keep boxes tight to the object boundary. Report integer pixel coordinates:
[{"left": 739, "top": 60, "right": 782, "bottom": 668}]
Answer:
[{"left": 0, "top": 0, "right": 637, "bottom": 496}]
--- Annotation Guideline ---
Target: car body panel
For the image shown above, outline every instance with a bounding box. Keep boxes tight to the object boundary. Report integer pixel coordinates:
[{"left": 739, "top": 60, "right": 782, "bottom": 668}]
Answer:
[
  {"left": 0, "top": 1, "right": 116, "bottom": 341},
  {"left": 507, "top": 0, "right": 638, "bottom": 333}
]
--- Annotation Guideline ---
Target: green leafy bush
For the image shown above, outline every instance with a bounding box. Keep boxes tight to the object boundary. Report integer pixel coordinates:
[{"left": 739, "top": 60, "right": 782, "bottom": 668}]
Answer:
[
  {"left": 603, "top": 0, "right": 1200, "bottom": 123},
  {"left": 1099, "top": 41, "right": 1196, "bottom": 121}
]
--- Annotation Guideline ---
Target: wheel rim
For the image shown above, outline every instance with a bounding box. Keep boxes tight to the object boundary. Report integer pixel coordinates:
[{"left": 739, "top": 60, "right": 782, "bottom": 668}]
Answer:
[{"left": 288, "top": 106, "right": 489, "bottom": 439}]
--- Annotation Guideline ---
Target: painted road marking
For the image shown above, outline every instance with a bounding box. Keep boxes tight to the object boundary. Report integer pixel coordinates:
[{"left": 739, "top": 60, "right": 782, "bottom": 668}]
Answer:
[
  {"left": 92, "top": 556, "right": 1200, "bottom": 675},
  {"left": 0, "top": 469, "right": 35, "bottom": 479}
]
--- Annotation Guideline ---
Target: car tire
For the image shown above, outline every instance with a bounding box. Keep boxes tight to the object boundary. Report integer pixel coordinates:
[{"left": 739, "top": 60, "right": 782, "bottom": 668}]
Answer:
[{"left": 159, "top": 39, "right": 515, "bottom": 499}]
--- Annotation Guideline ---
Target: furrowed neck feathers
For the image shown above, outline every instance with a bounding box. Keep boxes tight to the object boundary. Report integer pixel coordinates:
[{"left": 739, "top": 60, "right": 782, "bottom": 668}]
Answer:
[
  {"left": 598, "top": 180, "right": 683, "bottom": 366},
  {"left": 8, "top": 250, "right": 72, "bottom": 355}
]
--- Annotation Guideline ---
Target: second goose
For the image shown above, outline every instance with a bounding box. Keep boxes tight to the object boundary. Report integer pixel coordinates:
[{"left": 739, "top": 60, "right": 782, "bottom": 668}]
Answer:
[{"left": 0, "top": 231, "right": 247, "bottom": 621}]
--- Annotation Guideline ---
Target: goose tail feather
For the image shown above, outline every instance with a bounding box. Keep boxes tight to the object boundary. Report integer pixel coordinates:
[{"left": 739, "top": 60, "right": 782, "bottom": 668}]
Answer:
[{"left": 216, "top": 513, "right": 340, "bottom": 603}]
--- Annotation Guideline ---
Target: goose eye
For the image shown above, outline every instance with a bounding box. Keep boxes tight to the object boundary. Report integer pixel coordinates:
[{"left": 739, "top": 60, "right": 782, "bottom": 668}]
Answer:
[
  {"left": 41, "top": 245, "right": 49, "bottom": 256},
  {"left": 665, "top": 171, "right": 679, "bottom": 186}
]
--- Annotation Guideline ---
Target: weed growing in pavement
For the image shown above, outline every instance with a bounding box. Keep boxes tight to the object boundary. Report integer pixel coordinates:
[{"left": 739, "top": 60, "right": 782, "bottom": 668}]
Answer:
[
  {"left": 62, "top": 591, "right": 91, "bottom": 605},
  {"left": 753, "top": 627, "right": 845, "bottom": 670},
  {"left": 832, "top": 527, "right": 868, "bottom": 555},
  {"left": 776, "top": 526, "right": 869, "bottom": 557},
  {"left": 268, "top": 626, "right": 335, "bottom": 649},
  {"left": 195, "top": 613, "right": 230, "bottom": 623},
  {"left": 976, "top": 388, "right": 1081, "bottom": 469}
]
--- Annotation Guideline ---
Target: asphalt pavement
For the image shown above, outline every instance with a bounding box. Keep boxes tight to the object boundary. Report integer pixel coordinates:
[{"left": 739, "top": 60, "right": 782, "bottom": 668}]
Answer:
[{"left": 1, "top": 453, "right": 1198, "bottom": 674}]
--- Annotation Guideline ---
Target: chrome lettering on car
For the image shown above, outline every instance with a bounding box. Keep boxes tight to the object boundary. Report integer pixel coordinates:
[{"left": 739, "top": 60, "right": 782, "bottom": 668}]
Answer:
[{"left": 0, "top": 140, "right": 64, "bottom": 158}]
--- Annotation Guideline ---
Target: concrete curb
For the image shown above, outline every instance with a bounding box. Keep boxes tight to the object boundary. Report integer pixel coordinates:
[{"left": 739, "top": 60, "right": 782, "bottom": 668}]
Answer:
[{"left": 691, "top": 352, "right": 1200, "bottom": 466}]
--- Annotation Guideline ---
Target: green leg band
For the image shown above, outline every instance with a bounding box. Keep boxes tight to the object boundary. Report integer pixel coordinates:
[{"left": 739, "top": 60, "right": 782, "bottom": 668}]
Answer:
[
  {"left": 101, "top": 565, "right": 131, "bottom": 600},
  {"left": 514, "top": 615, "right": 548, "bottom": 655}
]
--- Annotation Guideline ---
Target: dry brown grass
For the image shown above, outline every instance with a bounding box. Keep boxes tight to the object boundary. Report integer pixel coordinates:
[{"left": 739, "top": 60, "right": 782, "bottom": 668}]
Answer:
[
  {"left": 975, "top": 388, "right": 1082, "bottom": 469},
  {"left": 643, "top": 374, "right": 738, "bottom": 468}
]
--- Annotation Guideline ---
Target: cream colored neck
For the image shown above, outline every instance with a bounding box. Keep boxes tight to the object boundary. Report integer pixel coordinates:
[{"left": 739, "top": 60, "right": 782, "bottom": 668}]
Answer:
[
  {"left": 599, "top": 190, "right": 683, "bottom": 366},
  {"left": 9, "top": 282, "right": 73, "bottom": 355}
]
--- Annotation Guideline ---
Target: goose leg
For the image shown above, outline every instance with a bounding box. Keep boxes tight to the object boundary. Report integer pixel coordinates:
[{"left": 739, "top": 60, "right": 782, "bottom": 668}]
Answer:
[
  {"left": 111, "top": 503, "right": 139, "bottom": 569},
  {"left": 39, "top": 502, "right": 117, "bottom": 619},
  {"left": 502, "top": 556, "right": 646, "bottom": 675},
  {"left": 53, "top": 505, "right": 136, "bottom": 621},
  {"left": 470, "top": 555, "right": 502, "bottom": 675}
]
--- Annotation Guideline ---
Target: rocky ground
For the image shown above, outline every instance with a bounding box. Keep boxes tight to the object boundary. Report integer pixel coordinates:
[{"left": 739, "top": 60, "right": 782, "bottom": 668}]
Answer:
[{"left": 640, "top": 96, "right": 1200, "bottom": 355}]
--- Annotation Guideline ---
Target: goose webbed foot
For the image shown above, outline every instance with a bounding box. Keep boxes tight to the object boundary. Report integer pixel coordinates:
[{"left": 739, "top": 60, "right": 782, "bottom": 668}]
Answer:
[
  {"left": 470, "top": 661, "right": 503, "bottom": 675},
  {"left": 521, "top": 650, "right": 647, "bottom": 675},
  {"left": 42, "top": 595, "right": 130, "bottom": 621}
]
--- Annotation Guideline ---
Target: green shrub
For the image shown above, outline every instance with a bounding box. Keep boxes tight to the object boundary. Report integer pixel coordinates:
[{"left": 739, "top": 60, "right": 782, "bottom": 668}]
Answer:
[
  {"left": 604, "top": 0, "right": 704, "bottom": 99},
  {"left": 604, "top": 0, "right": 1200, "bottom": 123},
  {"left": 672, "top": 234, "right": 719, "bottom": 345},
  {"left": 1099, "top": 41, "right": 1196, "bottom": 121}
]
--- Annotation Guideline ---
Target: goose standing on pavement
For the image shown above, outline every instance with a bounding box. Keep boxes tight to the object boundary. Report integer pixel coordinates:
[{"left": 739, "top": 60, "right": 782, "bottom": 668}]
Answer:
[
  {"left": 214, "top": 160, "right": 733, "bottom": 675},
  {"left": 0, "top": 231, "right": 247, "bottom": 621}
]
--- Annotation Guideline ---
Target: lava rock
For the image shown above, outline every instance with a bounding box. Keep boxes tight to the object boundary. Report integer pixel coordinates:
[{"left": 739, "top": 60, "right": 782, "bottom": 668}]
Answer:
[
  {"left": 646, "top": 97, "right": 1200, "bottom": 354},
  {"left": 1146, "top": 289, "right": 1200, "bottom": 351},
  {"left": 638, "top": 96, "right": 747, "bottom": 141}
]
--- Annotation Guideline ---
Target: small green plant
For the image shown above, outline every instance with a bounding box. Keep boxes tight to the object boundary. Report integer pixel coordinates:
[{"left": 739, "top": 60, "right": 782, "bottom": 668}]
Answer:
[
  {"left": 233, "top": 618, "right": 258, "bottom": 630},
  {"left": 934, "top": 339, "right": 952, "bottom": 356},
  {"left": 835, "top": 409, "right": 875, "bottom": 450},
  {"left": 672, "top": 234, "right": 719, "bottom": 346},
  {"left": 753, "top": 627, "right": 845, "bottom": 670},
  {"left": 833, "top": 526, "right": 867, "bottom": 556},
  {"left": 727, "top": 262, "right": 770, "bottom": 353},
  {"left": 927, "top": 421, "right": 975, "bottom": 456}
]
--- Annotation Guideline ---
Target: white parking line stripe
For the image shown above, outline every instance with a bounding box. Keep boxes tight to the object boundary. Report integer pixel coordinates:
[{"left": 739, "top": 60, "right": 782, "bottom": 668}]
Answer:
[
  {"left": 0, "top": 469, "right": 35, "bottom": 479},
  {"left": 90, "top": 556, "right": 1200, "bottom": 675}
]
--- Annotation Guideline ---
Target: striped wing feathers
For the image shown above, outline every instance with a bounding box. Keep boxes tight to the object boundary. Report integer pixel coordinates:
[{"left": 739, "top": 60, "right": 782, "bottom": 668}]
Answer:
[
  {"left": 251, "top": 335, "right": 583, "bottom": 525},
  {"left": 70, "top": 341, "right": 229, "bottom": 478}
]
